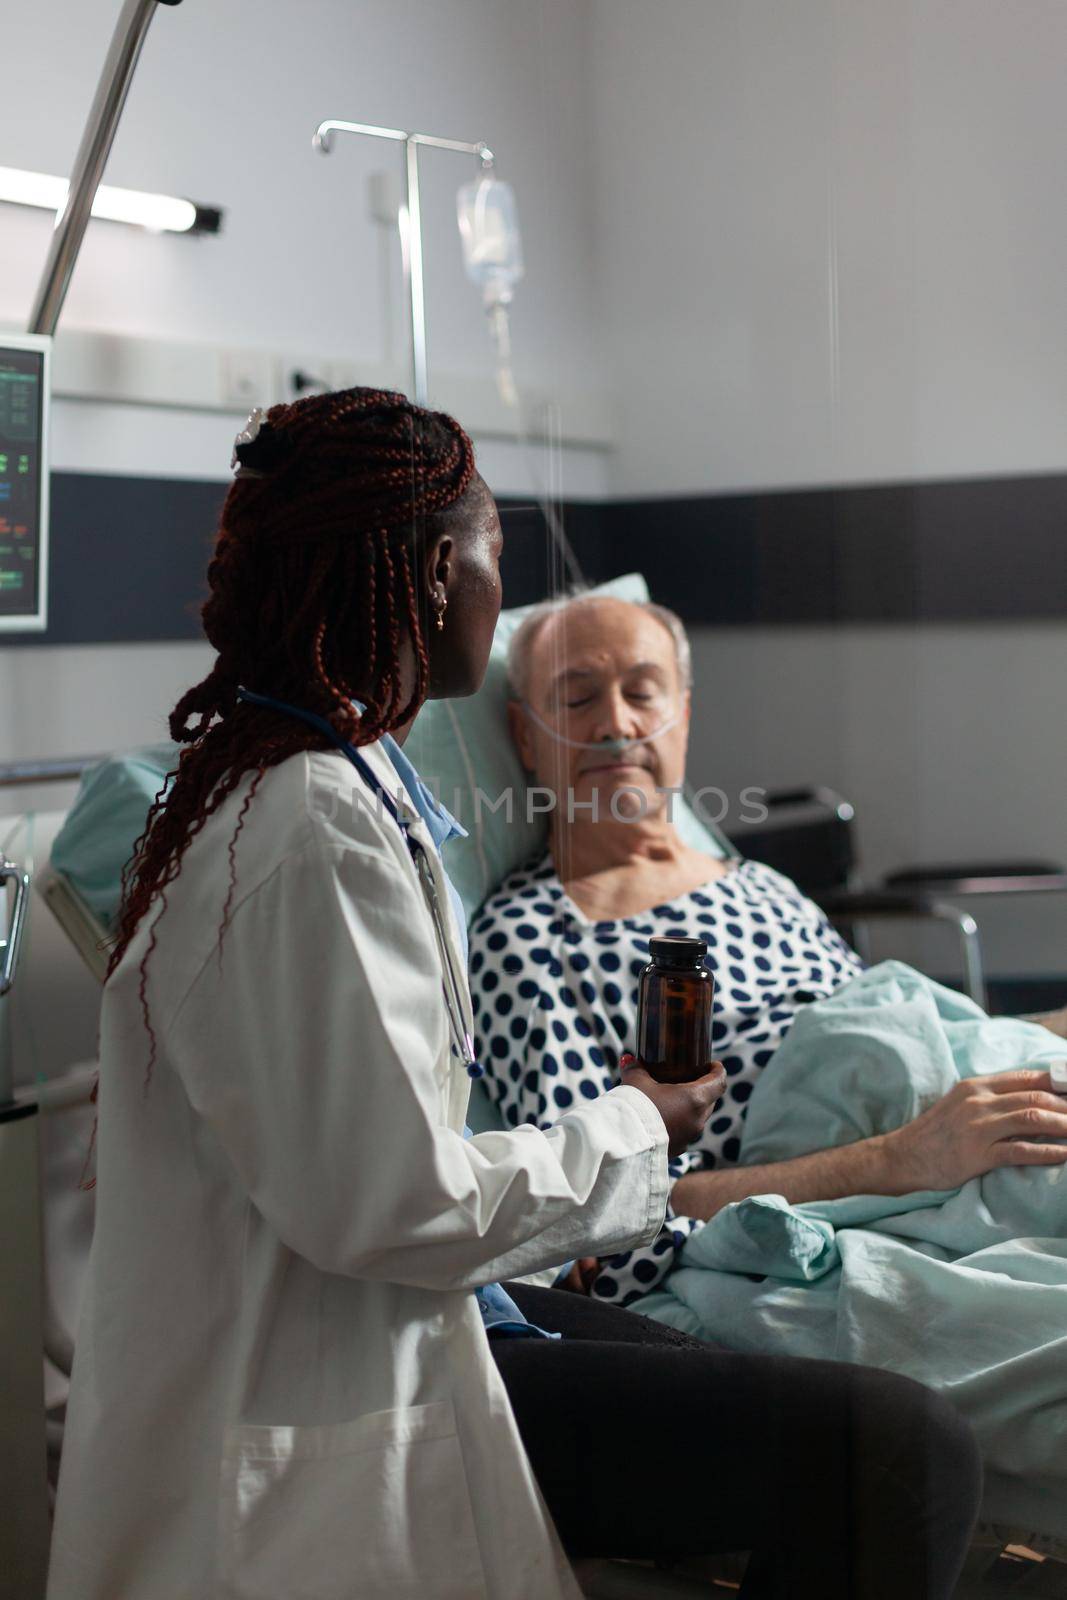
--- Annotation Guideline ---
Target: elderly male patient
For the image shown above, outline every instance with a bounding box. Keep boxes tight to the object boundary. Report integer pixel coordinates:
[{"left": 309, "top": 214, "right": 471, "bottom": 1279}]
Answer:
[{"left": 468, "top": 593, "right": 1067, "bottom": 1305}]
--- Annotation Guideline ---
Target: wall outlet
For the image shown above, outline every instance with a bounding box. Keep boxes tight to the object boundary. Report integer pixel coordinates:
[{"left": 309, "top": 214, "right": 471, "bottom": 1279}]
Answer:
[
  {"left": 284, "top": 358, "right": 332, "bottom": 399},
  {"left": 219, "top": 349, "right": 276, "bottom": 411}
]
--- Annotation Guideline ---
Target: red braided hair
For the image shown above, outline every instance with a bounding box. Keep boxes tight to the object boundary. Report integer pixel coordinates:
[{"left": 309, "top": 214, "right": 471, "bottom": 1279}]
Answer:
[{"left": 109, "top": 387, "right": 475, "bottom": 1039}]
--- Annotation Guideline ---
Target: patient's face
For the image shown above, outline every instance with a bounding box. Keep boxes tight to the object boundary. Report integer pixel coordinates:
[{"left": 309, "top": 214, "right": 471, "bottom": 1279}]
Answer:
[{"left": 511, "top": 598, "right": 690, "bottom": 823}]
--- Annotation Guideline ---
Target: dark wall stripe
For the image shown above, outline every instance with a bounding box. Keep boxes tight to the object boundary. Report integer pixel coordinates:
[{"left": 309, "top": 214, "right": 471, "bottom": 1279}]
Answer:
[
  {"left": 6, "top": 473, "right": 227, "bottom": 647},
  {"left": 3, "top": 469, "right": 1065, "bottom": 646},
  {"left": 599, "top": 475, "right": 1067, "bottom": 625}
]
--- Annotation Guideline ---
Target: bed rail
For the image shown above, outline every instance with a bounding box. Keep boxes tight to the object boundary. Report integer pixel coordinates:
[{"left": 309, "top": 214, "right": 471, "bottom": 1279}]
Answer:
[{"left": 0, "top": 757, "right": 102, "bottom": 790}]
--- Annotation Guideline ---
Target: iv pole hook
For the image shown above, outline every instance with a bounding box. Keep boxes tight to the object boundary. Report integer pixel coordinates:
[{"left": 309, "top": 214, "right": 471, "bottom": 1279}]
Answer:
[{"left": 313, "top": 118, "right": 492, "bottom": 407}]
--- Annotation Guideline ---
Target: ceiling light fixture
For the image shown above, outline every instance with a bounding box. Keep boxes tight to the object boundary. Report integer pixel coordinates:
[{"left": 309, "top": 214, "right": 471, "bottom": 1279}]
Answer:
[{"left": 0, "top": 165, "right": 221, "bottom": 235}]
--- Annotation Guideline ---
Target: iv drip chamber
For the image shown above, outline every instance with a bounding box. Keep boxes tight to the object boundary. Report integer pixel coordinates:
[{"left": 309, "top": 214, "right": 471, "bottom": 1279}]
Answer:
[{"left": 457, "top": 175, "right": 524, "bottom": 308}]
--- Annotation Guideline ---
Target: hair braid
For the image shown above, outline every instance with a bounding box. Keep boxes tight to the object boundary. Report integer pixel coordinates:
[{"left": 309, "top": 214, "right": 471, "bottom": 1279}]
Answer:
[
  {"left": 109, "top": 387, "right": 476, "bottom": 1010},
  {"left": 377, "top": 536, "right": 404, "bottom": 729},
  {"left": 397, "top": 537, "right": 431, "bottom": 723}
]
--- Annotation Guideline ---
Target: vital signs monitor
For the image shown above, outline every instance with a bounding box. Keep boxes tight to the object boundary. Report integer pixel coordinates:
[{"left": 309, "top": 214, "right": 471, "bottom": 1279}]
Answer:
[{"left": 0, "top": 334, "right": 50, "bottom": 632}]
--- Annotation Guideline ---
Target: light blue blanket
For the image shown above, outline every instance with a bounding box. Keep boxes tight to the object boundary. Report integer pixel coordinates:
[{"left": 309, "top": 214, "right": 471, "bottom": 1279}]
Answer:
[{"left": 639, "top": 962, "right": 1067, "bottom": 1542}]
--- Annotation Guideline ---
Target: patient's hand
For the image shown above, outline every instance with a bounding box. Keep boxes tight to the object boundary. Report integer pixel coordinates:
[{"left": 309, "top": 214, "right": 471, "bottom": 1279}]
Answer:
[
  {"left": 559, "top": 1258, "right": 600, "bottom": 1295},
  {"left": 883, "top": 1068, "right": 1067, "bottom": 1193}
]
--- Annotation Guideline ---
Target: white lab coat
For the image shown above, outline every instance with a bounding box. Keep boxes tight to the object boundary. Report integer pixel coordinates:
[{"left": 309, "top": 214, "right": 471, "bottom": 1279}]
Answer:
[{"left": 47, "top": 737, "right": 670, "bottom": 1600}]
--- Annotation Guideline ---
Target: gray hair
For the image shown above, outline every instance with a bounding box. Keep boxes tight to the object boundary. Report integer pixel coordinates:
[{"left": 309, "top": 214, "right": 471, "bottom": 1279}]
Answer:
[{"left": 505, "top": 587, "right": 692, "bottom": 702}]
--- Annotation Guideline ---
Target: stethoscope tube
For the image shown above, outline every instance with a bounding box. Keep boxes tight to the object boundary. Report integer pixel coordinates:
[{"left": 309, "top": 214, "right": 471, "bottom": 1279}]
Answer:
[{"left": 235, "top": 687, "right": 484, "bottom": 1080}]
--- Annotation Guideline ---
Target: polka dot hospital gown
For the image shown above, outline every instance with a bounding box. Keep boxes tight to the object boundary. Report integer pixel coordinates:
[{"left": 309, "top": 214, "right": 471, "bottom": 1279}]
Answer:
[{"left": 468, "top": 852, "right": 864, "bottom": 1307}]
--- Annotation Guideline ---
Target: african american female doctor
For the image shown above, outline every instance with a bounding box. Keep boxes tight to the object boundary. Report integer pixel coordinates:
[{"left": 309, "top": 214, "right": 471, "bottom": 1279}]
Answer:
[{"left": 48, "top": 389, "right": 981, "bottom": 1600}]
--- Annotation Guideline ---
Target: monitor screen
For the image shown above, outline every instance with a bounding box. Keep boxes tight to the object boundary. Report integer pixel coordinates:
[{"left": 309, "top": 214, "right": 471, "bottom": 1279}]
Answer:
[{"left": 0, "top": 337, "right": 49, "bottom": 630}]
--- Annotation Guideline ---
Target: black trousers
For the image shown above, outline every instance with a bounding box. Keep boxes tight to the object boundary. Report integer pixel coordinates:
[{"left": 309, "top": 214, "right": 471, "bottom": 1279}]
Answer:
[{"left": 491, "top": 1284, "right": 982, "bottom": 1600}]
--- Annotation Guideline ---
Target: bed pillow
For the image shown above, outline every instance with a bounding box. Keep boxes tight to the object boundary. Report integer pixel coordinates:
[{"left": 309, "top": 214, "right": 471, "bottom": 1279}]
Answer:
[
  {"left": 403, "top": 571, "right": 728, "bottom": 924},
  {"left": 49, "top": 743, "right": 179, "bottom": 928}
]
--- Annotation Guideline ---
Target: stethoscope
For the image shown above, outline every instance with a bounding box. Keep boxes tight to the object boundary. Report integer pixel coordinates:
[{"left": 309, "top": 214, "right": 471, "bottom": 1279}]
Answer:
[{"left": 236, "top": 687, "right": 485, "bottom": 1080}]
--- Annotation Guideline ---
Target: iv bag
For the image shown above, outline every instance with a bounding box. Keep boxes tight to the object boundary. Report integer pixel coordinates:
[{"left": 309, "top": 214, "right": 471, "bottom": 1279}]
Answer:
[{"left": 457, "top": 175, "right": 524, "bottom": 307}]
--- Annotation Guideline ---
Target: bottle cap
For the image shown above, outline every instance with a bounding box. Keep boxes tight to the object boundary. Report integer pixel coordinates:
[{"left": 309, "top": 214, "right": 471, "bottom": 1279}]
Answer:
[{"left": 648, "top": 935, "right": 707, "bottom": 968}]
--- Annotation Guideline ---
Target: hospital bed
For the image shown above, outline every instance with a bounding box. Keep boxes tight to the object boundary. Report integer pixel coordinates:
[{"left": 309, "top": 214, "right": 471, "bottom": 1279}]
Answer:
[
  {"left": 9, "top": 818, "right": 1067, "bottom": 1597},
  {"left": 4, "top": 577, "right": 1067, "bottom": 1597}
]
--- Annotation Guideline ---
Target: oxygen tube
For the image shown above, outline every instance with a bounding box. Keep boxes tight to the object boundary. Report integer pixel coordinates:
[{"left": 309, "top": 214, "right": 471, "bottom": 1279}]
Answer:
[{"left": 519, "top": 702, "right": 684, "bottom": 752}]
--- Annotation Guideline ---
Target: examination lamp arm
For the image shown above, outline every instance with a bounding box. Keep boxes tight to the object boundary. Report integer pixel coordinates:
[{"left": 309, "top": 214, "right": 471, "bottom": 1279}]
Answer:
[{"left": 28, "top": 0, "right": 183, "bottom": 339}]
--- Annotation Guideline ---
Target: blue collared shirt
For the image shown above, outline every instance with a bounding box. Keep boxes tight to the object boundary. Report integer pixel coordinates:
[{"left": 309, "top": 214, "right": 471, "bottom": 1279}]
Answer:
[
  {"left": 371, "top": 720, "right": 558, "bottom": 1341},
  {"left": 372, "top": 727, "right": 470, "bottom": 962}
]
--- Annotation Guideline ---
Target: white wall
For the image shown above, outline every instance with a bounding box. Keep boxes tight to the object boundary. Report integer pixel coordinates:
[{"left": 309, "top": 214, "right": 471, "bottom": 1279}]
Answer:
[
  {"left": 586, "top": 0, "right": 1067, "bottom": 978},
  {"left": 590, "top": 0, "right": 1067, "bottom": 496}
]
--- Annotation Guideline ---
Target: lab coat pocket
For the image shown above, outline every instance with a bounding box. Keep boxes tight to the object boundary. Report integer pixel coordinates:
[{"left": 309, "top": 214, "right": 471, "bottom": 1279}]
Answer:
[{"left": 218, "top": 1400, "right": 487, "bottom": 1599}]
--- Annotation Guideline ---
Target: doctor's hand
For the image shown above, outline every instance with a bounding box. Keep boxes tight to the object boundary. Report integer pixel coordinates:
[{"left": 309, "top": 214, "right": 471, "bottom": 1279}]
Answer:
[
  {"left": 619, "top": 1055, "right": 727, "bottom": 1158},
  {"left": 880, "top": 1067, "right": 1067, "bottom": 1194}
]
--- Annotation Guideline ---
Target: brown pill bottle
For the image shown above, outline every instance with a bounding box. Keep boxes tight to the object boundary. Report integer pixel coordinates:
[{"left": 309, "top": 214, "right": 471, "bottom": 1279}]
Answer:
[{"left": 636, "top": 936, "right": 715, "bottom": 1084}]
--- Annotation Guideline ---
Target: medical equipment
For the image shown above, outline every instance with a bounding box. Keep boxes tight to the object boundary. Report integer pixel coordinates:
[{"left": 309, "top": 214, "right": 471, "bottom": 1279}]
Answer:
[
  {"left": 313, "top": 118, "right": 496, "bottom": 410},
  {"left": 520, "top": 701, "right": 684, "bottom": 753},
  {"left": 456, "top": 172, "right": 524, "bottom": 408},
  {"left": 235, "top": 688, "right": 484, "bottom": 1081},
  {"left": 4, "top": 0, "right": 191, "bottom": 648},
  {"left": 313, "top": 116, "right": 526, "bottom": 412},
  {"left": 28, "top": 0, "right": 185, "bottom": 340},
  {"left": 2, "top": 2, "right": 189, "bottom": 1586},
  {"left": 0, "top": 336, "right": 50, "bottom": 632},
  {"left": 311, "top": 111, "right": 584, "bottom": 592}
]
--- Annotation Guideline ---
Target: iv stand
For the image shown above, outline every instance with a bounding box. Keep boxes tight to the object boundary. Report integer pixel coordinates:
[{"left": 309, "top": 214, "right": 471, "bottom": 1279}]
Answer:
[
  {"left": 313, "top": 119, "right": 493, "bottom": 408},
  {"left": 313, "top": 119, "right": 585, "bottom": 589}
]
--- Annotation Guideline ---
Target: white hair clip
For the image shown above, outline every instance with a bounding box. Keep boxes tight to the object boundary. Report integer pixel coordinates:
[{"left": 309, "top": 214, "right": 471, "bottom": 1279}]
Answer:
[{"left": 231, "top": 407, "right": 269, "bottom": 478}]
